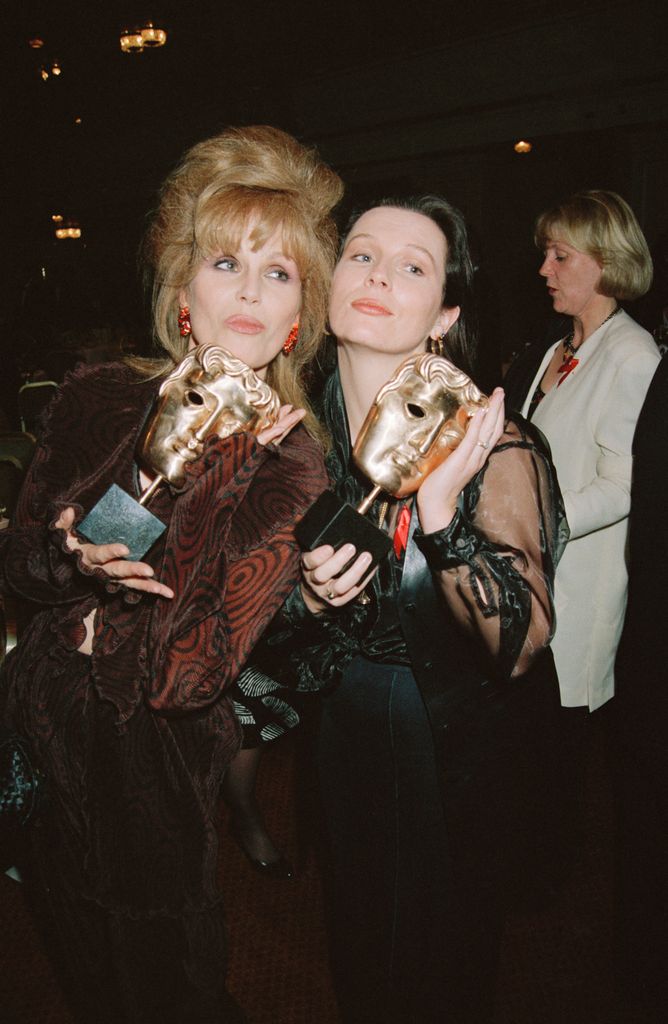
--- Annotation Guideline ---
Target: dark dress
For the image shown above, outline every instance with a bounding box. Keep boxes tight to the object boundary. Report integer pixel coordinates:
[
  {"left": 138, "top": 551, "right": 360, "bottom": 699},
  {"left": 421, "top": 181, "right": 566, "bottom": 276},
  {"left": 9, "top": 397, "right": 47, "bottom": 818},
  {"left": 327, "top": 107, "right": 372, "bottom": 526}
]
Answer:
[
  {"left": 613, "top": 354, "right": 668, "bottom": 1019},
  {"left": 260, "top": 370, "right": 568, "bottom": 1023},
  {"left": 0, "top": 362, "right": 327, "bottom": 1023}
]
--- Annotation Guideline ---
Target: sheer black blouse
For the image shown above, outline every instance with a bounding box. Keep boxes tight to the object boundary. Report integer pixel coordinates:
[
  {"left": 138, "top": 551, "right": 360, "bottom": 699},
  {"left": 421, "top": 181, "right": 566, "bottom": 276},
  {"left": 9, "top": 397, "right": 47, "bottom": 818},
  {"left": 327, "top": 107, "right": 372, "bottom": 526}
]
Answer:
[{"left": 262, "top": 370, "right": 568, "bottom": 691}]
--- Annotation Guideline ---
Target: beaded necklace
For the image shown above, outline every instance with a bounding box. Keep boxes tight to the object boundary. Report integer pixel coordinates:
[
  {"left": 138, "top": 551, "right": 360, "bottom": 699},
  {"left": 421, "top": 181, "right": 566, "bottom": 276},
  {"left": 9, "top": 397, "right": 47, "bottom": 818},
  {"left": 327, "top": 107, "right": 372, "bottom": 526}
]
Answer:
[
  {"left": 528, "top": 305, "right": 621, "bottom": 418},
  {"left": 561, "top": 304, "right": 621, "bottom": 362}
]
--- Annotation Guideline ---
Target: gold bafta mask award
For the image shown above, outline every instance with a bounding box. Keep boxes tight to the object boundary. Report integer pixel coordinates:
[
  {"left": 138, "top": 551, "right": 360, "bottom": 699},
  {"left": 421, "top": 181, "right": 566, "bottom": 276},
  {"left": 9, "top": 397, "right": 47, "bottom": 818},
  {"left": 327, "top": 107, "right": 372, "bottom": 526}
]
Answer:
[
  {"left": 78, "top": 345, "right": 280, "bottom": 560},
  {"left": 296, "top": 352, "right": 487, "bottom": 566}
]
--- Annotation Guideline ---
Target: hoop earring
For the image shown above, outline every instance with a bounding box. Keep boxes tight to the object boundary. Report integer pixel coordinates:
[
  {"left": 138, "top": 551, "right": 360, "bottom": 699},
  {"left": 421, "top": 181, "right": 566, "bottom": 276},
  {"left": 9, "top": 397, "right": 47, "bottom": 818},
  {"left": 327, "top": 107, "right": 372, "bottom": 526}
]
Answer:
[
  {"left": 178, "top": 306, "right": 191, "bottom": 337},
  {"left": 282, "top": 320, "right": 299, "bottom": 355},
  {"left": 429, "top": 333, "right": 446, "bottom": 356}
]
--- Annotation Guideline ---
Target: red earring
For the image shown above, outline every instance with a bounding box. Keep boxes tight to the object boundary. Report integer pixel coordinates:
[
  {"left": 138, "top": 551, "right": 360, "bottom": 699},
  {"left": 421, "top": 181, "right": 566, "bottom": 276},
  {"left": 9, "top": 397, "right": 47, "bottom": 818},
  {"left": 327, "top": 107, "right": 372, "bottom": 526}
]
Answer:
[
  {"left": 282, "top": 321, "right": 299, "bottom": 355},
  {"left": 178, "top": 305, "right": 191, "bottom": 337}
]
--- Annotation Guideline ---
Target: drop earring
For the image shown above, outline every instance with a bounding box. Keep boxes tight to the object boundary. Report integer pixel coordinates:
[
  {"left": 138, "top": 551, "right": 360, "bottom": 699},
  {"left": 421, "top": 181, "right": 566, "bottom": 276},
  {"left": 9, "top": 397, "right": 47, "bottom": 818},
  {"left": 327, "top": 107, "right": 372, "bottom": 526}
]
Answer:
[
  {"left": 178, "top": 306, "right": 191, "bottom": 337},
  {"left": 282, "top": 320, "right": 299, "bottom": 355}
]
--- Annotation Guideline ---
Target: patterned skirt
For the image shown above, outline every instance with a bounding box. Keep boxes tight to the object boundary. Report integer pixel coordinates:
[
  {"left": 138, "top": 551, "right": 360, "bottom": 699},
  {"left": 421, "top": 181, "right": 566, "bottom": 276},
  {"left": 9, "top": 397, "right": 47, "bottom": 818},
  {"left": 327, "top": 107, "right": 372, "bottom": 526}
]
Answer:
[{"left": 230, "top": 666, "right": 302, "bottom": 747}]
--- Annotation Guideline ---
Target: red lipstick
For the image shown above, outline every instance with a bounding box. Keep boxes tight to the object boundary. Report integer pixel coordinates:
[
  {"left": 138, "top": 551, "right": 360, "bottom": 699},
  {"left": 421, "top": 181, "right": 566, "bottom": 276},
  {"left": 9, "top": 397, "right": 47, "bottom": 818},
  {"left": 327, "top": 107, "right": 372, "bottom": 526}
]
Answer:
[
  {"left": 225, "top": 315, "right": 265, "bottom": 334},
  {"left": 351, "top": 299, "right": 392, "bottom": 316}
]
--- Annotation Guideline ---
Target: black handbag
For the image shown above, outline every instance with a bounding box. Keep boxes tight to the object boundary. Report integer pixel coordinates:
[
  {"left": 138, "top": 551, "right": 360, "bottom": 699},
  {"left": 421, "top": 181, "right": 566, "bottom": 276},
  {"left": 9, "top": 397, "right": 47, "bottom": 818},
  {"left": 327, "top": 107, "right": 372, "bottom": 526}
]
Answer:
[{"left": 0, "top": 724, "right": 43, "bottom": 869}]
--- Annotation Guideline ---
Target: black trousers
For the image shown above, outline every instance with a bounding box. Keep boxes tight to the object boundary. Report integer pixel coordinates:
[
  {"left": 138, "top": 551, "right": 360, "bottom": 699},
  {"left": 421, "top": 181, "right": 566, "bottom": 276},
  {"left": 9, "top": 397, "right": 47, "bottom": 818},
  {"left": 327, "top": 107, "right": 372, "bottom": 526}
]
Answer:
[{"left": 317, "top": 657, "right": 503, "bottom": 1024}]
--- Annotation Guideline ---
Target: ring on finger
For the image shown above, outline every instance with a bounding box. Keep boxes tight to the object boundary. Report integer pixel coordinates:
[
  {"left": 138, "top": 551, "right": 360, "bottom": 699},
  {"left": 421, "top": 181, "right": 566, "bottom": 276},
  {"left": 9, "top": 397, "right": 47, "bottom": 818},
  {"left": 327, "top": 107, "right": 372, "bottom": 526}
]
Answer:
[
  {"left": 477, "top": 439, "right": 490, "bottom": 450},
  {"left": 326, "top": 588, "right": 336, "bottom": 600}
]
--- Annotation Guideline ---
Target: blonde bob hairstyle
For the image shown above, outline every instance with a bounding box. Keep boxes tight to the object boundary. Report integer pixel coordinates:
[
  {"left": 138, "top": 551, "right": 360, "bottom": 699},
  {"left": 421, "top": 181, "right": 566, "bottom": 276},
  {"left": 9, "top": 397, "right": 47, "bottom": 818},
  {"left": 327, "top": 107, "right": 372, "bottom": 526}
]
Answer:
[
  {"left": 140, "top": 125, "right": 343, "bottom": 447},
  {"left": 535, "top": 189, "right": 653, "bottom": 301}
]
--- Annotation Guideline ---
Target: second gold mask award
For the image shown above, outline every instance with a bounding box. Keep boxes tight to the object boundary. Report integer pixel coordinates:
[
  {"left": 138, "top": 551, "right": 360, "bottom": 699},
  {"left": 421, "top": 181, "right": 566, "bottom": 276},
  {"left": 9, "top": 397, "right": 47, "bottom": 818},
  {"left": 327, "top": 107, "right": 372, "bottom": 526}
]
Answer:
[
  {"left": 78, "top": 345, "right": 280, "bottom": 560},
  {"left": 296, "top": 352, "right": 487, "bottom": 567}
]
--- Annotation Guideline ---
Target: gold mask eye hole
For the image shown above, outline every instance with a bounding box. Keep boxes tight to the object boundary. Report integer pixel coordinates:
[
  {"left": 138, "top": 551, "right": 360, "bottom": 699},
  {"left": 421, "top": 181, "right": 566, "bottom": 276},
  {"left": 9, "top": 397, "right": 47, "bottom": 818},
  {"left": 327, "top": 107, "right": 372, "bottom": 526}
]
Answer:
[
  {"left": 405, "top": 402, "right": 426, "bottom": 419},
  {"left": 185, "top": 390, "right": 205, "bottom": 406}
]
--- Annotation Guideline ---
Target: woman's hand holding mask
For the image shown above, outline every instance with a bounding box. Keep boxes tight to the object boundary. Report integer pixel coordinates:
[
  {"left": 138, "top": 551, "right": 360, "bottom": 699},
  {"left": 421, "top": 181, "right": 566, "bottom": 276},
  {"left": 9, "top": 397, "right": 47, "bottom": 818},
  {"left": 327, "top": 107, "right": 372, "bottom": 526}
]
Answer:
[
  {"left": 416, "top": 388, "right": 506, "bottom": 534},
  {"left": 256, "top": 404, "right": 305, "bottom": 447}
]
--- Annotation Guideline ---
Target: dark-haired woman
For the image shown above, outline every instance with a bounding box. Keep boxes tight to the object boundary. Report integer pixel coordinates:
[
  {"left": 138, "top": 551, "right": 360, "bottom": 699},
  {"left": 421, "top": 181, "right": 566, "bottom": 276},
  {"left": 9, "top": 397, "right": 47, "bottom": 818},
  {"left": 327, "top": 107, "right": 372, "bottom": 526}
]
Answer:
[{"left": 264, "top": 197, "right": 567, "bottom": 1022}]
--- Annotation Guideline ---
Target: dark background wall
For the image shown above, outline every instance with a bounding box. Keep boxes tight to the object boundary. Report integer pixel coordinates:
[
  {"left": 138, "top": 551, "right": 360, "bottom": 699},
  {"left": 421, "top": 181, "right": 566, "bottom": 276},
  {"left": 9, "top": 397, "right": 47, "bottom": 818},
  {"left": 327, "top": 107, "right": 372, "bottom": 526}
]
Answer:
[{"left": 2, "top": 0, "right": 666, "bottom": 401}]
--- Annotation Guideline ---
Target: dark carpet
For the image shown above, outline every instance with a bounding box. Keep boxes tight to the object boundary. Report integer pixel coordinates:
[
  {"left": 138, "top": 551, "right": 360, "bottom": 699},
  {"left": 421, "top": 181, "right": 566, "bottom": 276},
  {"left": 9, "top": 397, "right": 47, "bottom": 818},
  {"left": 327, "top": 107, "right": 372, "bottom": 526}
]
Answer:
[{"left": 0, "top": 715, "right": 653, "bottom": 1023}]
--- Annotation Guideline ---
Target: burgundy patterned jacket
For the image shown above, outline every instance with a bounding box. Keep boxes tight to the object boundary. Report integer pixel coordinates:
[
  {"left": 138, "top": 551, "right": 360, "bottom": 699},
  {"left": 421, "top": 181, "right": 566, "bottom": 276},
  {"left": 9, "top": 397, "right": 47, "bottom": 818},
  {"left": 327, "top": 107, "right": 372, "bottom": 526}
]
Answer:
[{"left": 0, "top": 362, "right": 327, "bottom": 913}]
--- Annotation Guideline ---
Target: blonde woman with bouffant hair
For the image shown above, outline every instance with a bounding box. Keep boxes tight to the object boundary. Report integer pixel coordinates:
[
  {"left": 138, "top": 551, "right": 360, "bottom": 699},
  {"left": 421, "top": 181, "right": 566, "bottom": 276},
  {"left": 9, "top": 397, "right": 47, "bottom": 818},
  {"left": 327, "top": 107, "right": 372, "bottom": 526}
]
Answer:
[
  {"left": 0, "top": 126, "right": 341, "bottom": 1022},
  {"left": 140, "top": 124, "right": 343, "bottom": 447}
]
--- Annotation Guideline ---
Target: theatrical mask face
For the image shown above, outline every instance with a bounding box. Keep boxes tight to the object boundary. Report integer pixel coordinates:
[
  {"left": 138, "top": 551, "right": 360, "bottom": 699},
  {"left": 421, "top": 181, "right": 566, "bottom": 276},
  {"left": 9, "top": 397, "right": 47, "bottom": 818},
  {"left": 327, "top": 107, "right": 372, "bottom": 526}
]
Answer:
[
  {"left": 138, "top": 345, "right": 279, "bottom": 486},
  {"left": 353, "top": 364, "right": 481, "bottom": 498}
]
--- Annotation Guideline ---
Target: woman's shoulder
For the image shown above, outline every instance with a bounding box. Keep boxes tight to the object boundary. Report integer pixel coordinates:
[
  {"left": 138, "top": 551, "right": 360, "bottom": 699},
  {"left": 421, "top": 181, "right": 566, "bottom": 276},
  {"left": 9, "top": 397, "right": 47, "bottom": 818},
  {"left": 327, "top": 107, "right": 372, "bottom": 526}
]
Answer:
[
  {"left": 495, "top": 412, "right": 552, "bottom": 458},
  {"left": 40, "top": 362, "right": 157, "bottom": 450},
  {"left": 56, "top": 360, "right": 158, "bottom": 415},
  {"left": 606, "top": 311, "right": 659, "bottom": 360},
  {"left": 61, "top": 359, "right": 154, "bottom": 394}
]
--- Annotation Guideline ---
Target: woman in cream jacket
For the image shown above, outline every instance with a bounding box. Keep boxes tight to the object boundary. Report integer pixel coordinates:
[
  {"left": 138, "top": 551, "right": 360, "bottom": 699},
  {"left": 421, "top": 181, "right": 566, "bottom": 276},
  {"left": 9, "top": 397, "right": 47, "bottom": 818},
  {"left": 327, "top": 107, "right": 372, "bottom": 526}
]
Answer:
[{"left": 506, "top": 190, "right": 659, "bottom": 712}]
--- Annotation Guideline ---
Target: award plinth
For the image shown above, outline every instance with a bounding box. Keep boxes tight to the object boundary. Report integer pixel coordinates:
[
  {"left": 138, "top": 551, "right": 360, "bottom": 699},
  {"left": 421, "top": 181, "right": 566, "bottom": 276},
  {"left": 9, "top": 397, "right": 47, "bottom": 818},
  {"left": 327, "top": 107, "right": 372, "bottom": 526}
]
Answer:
[
  {"left": 77, "top": 477, "right": 166, "bottom": 562},
  {"left": 295, "top": 485, "right": 391, "bottom": 567}
]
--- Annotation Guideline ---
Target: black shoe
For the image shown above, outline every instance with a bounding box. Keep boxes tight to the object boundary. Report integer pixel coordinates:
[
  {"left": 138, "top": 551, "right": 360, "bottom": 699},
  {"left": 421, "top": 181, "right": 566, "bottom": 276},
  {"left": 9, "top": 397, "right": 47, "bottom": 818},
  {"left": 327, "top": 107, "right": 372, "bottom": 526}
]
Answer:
[
  {"left": 229, "top": 819, "right": 295, "bottom": 879},
  {"left": 243, "top": 853, "right": 295, "bottom": 880}
]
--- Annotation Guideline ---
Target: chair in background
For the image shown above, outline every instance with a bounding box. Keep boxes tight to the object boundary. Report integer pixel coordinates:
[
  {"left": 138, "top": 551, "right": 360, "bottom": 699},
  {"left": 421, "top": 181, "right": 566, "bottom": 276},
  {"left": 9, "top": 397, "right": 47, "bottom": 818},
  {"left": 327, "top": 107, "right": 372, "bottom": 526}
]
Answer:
[
  {"left": 0, "top": 433, "right": 36, "bottom": 522},
  {"left": 0, "top": 436, "right": 35, "bottom": 657},
  {"left": 17, "top": 381, "right": 58, "bottom": 437},
  {"left": 0, "top": 509, "right": 6, "bottom": 664},
  {"left": 0, "top": 459, "right": 25, "bottom": 525},
  {"left": 0, "top": 597, "right": 6, "bottom": 665}
]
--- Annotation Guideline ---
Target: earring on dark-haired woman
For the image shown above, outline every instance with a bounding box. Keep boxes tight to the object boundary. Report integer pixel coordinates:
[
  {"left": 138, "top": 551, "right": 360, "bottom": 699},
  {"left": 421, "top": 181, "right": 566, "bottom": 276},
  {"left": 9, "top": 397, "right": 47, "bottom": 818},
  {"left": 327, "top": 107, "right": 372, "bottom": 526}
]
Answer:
[{"left": 430, "top": 333, "right": 446, "bottom": 356}]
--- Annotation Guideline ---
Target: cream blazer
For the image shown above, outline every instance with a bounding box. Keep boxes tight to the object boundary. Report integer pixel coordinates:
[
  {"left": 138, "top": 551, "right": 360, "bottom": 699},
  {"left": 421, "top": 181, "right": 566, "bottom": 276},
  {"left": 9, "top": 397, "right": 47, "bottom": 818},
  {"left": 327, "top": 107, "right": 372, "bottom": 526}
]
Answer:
[{"left": 520, "top": 311, "right": 659, "bottom": 710}]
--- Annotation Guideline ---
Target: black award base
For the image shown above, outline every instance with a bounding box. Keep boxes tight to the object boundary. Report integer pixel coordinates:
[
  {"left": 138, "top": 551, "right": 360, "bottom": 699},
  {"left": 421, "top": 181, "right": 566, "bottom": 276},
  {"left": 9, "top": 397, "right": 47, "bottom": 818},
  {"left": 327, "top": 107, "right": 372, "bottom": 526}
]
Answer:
[
  {"left": 77, "top": 483, "right": 166, "bottom": 562},
  {"left": 295, "top": 489, "right": 391, "bottom": 568}
]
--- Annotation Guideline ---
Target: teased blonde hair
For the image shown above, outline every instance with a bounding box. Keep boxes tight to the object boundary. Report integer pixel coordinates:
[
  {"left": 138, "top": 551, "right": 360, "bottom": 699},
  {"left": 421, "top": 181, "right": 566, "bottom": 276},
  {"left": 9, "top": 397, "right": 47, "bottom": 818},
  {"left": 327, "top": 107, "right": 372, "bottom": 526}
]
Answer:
[
  {"left": 535, "top": 189, "right": 653, "bottom": 300},
  {"left": 137, "top": 125, "right": 343, "bottom": 447}
]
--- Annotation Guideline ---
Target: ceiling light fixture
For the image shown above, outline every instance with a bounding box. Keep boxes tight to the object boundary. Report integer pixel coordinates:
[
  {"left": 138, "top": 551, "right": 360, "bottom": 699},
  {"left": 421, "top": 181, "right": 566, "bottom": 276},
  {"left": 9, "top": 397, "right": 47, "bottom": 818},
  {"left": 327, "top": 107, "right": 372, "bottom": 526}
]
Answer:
[
  {"left": 55, "top": 219, "right": 82, "bottom": 240},
  {"left": 28, "top": 37, "right": 44, "bottom": 49},
  {"left": 140, "top": 22, "right": 167, "bottom": 47},
  {"left": 120, "top": 28, "right": 144, "bottom": 53},
  {"left": 514, "top": 140, "right": 532, "bottom": 154},
  {"left": 119, "top": 22, "right": 167, "bottom": 53}
]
